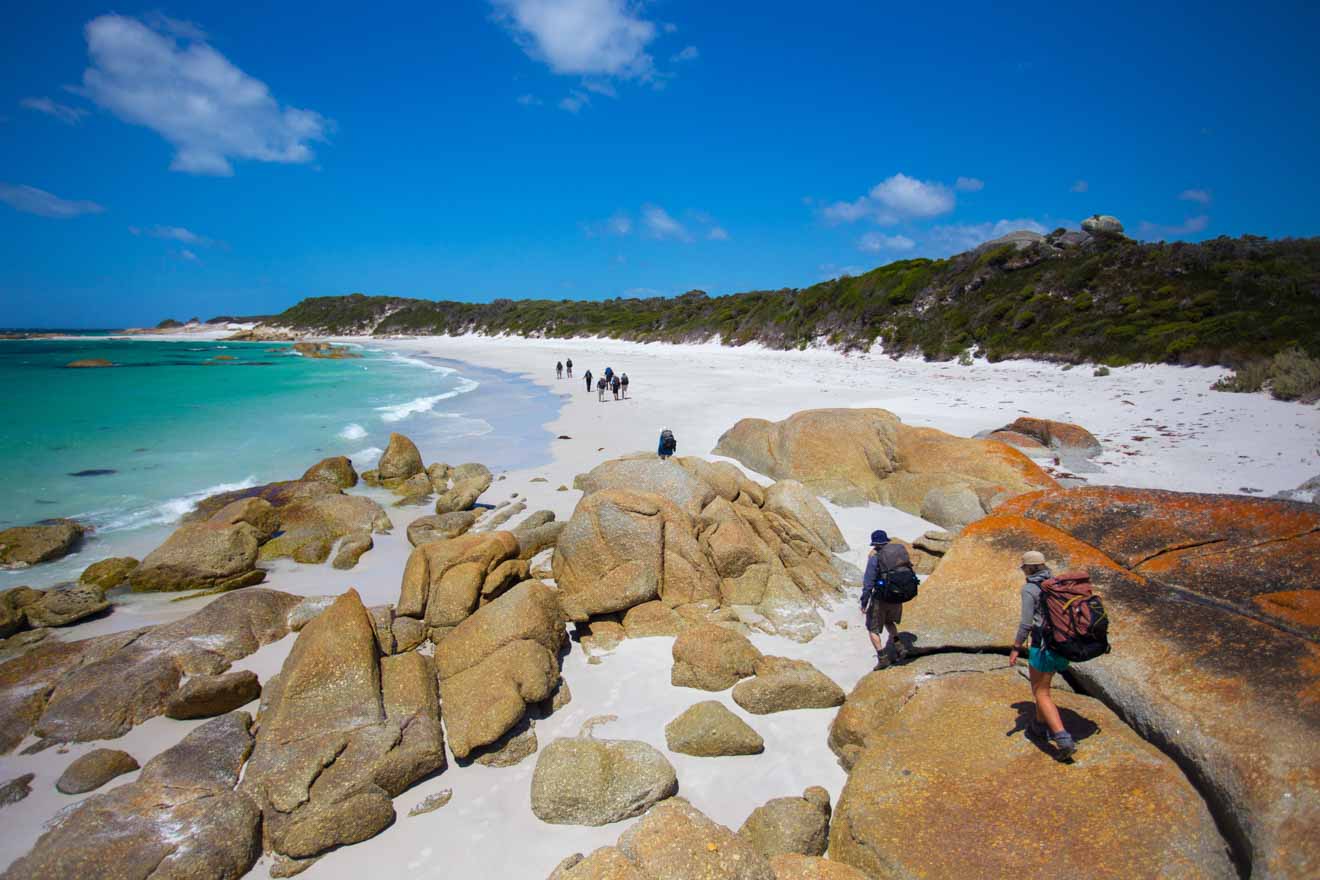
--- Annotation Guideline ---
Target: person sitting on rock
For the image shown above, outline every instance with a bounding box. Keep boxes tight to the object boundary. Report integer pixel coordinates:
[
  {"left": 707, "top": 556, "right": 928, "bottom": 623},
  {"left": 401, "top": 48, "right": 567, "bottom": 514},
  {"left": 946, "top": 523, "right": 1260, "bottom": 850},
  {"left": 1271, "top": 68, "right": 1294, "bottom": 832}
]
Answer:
[
  {"left": 1008, "top": 550, "right": 1077, "bottom": 758},
  {"left": 860, "top": 529, "right": 911, "bottom": 670},
  {"left": 597, "top": 376, "right": 608, "bottom": 401},
  {"left": 556, "top": 361, "right": 563, "bottom": 379},
  {"left": 566, "top": 358, "right": 573, "bottom": 377},
  {"left": 584, "top": 369, "right": 593, "bottom": 392}
]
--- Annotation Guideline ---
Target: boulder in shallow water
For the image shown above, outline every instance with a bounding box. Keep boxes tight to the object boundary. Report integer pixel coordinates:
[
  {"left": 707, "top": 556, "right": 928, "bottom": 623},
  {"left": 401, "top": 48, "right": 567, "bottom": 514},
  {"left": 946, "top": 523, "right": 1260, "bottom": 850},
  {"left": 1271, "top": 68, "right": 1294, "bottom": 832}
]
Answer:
[
  {"left": 0, "top": 519, "right": 86, "bottom": 568},
  {"left": 130, "top": 521, "right": 264, "bottom": 592},
  {"left": 65, "top": 358, "right": 114, "bottom": 368},
  {"left": 301, "top": 455, "right": 358, "bottom": 489},
  {"left": 79, "top": 556, "right": 140, "bottom": 592},
  {"left": 377, "top": 432, "right": 425, "bottom": 484},
  {"left": 23, "top": 586, "right": 110, "bottom": 628},
  {"left": 56, "top": 747, "right": 140, "bottom": 794}
]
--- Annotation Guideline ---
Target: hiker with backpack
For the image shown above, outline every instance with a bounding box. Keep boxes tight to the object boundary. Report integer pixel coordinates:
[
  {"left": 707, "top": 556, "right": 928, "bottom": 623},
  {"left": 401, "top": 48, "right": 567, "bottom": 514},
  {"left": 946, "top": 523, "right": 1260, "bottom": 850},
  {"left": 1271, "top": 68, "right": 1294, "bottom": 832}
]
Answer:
[
  {"left": 556, "top": 361, "right": 563, "bottom": 379},
  {"left": 584, "top": 369, "right": 593, "bottom": 392},
  {"left": 859, "top": 530, "right": 918, "bottom": 670},
  {"left": 566, "top": 358, "right": 573, "bottom": 377},
  {"left": 657, "top": 428, "right": 677, "bottom": 460},
  {"left": 620, "top": 373, "right": 630, "bottom": 398},
  {"left": 597, "top": 376, "right": 608, "bottom": 401},
  {"left": 611, "top": 375, "right": 621, "bottom": 399},
  {"left": 1007, "top": 551, "right": 1110, "bottom": 758}
]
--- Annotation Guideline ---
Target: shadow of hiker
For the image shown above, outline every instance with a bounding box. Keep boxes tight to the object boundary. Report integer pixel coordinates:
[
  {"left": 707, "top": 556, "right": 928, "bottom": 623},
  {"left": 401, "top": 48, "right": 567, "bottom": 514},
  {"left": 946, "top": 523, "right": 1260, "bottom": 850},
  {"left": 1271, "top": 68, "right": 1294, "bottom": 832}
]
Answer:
[{"left": 1008, "top": 700, "right": 1101, "bottom": 761}]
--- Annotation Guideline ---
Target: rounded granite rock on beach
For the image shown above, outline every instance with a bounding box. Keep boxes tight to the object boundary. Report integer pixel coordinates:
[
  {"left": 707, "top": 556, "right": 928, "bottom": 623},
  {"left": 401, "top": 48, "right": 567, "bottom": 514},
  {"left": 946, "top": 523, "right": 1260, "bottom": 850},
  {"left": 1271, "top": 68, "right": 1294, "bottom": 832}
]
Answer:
[
  {"left": 828, "top": 665, "right": 1235, "bottom": 880},
  {"left": 301, "top": 455, "right": 359, "bottom": 489},
  {"left": 407, "top": 510, "right": 480, "bottom": 546},
  {"left": 712, "top": 408, "right": 1056, "bottom": 531},
  {"left": 730, "top": 655, "right": 844, "bottom": 715},
  {"left": 0, "top": 518, "right": 87, "bottom": 569},
  {"left": 901, "top": 486, "right": 1320, "bottom": 876},
  {"left": 164, "top": 669, "right": 261, "bottom": 719},
  {"left": 530, "top": 736, "right": 678, "bottom": 826},
  {"left": 671, "top": 623, "right": 763, "bottom": 691},
  {"left": 21, "top": 585, "right": 110, "bottom": 628},
  {"left": 738, "top": 787, "right": 832, "bottom": 860},
  {"left": 55, "top": 747, "right": 140, "bottom": 794},
  {"left": 129, "top": 520, "right": 265, "bottom": 592},
  {"left": 377, "top": 432, "right": 425, "bottom": 484},
  {"left": 664, "top": 700, "right": 764, "bottom": 757},
  {"left": 79, "top": 556, "right": 140, "bottom": 591}
]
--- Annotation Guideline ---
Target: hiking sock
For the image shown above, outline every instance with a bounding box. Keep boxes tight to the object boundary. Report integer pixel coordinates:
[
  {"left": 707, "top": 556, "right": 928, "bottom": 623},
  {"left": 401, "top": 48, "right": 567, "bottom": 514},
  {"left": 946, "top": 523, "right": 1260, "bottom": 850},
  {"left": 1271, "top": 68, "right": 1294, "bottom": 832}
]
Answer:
[{"left": 1050, "top": 730, "right": 1076, "bottom": 756}]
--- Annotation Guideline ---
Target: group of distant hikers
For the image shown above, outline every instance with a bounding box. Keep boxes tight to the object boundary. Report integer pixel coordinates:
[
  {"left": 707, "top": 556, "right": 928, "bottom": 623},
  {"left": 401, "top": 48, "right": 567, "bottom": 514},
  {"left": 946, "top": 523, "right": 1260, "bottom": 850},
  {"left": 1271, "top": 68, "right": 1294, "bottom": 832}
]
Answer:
[
  {"left": 556, "top": 359, "right": 631, "bottom": 402},
  {"left": 860, "top": 530, "right": 1108, "bottom": 760}
]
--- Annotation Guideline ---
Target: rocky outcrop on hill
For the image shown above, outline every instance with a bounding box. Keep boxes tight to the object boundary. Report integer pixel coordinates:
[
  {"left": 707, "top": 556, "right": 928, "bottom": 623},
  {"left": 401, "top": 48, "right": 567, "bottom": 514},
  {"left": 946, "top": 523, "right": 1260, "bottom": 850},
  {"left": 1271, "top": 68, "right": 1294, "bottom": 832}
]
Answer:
[
  {"left": 0, "top": 519, "right": 86, "bottom": 568},
  {"left": 713, "top": 409, "right": 1055, "bottom": 531},
  {"left": 434, "top": 580, "right": 566, "bottom": 759},
  {"left": 554, "top": 456, "right": 854, "bottom": 642},
  {"left": 1081, "top": 213, "right": 1125, "bottom": 236},
  {"left": 240, "top": 589, "right": 444, "bottom": 864},
  {"left": 0, "top": 588, "right": 300, "bottom": 750},
  {"left": 531, "top": 735, "right": 678, "bottom": 826},
  {"left": 547, "top": 798, "right": 775, "bottom": 880},
  {"left": 4, "top": 711, "right": 262, "bottom": 880},
  {"left": 904, "top": 487, "right": 1320, "bottom": 878},
  {"left": 828, "top": 662, "right": 1233, "bottom": 880}
]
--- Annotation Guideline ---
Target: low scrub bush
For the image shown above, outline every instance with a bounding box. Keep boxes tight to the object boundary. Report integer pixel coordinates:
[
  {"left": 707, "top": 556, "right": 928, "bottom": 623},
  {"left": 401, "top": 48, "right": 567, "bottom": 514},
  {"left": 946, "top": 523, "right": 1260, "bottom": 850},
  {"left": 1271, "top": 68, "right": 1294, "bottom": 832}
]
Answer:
[{"left": 1213, "top": 349, "right": 1320, "bottom": 402}]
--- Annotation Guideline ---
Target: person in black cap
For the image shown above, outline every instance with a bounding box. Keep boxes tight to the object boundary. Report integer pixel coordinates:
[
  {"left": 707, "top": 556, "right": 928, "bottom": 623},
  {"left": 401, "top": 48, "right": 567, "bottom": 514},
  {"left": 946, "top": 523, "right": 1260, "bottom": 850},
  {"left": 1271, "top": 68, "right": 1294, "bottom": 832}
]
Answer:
[{"left": 860, "top": 529, "right": 913, "bottom": 670}]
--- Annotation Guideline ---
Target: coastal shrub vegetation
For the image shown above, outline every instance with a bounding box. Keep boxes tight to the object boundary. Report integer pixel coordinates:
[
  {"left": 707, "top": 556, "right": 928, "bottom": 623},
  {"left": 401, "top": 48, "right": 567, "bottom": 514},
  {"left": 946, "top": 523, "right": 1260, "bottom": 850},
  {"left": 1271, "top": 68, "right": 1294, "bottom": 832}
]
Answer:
[
  {"left": 1213, "top": 348, "right": 1320, "bottom": 402},
  {"left": 270, "top": 234, "right": 1320, "bottom": 370}
]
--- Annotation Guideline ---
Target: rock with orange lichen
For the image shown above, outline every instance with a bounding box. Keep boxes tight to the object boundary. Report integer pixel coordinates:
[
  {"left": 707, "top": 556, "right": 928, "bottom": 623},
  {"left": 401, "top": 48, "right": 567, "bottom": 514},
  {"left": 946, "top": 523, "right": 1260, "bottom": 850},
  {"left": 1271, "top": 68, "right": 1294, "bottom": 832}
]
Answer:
[
  {"left": 829, "top": 671, "right": 1234, "bottom": 880},
  {"left": 990, "top": 416, "right": 1102, "bottom": 458},
  {"left": 713, "top": 408, "right": 1055, "bottom": 530},
  {"left": 768, "top": 855, "right": 868, "bottom": 880},
  {"left": 905, "top": 486, "right": 1320, "bottom": 878}
]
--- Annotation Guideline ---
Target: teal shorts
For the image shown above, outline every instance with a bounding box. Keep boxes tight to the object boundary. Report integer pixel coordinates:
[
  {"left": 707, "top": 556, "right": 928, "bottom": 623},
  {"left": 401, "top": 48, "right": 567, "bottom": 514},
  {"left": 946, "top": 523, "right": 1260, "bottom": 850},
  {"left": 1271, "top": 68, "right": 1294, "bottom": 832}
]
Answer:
[{"left": 1029, "top": 646, "right": 1070, "bottom": 674}]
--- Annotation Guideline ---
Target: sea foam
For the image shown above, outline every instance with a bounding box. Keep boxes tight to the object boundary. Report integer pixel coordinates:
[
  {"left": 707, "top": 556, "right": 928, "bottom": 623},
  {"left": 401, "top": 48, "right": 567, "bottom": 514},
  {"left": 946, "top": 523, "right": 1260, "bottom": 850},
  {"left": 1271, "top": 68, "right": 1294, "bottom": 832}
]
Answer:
[
  {"left": 339, "top": 423, "right": 368, "bottom": 441},
  {"left": 90, "top": 476, "right": 259, "bottom": 533},
  {"left": 376, "top": 377, "right": 480, "bottom": 422}
]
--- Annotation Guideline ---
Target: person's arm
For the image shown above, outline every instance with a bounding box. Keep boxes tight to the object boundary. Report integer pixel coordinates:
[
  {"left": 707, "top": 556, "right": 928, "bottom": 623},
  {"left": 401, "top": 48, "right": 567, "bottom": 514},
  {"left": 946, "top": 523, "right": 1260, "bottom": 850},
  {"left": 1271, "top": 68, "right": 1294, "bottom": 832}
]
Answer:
[
  {"left": 860, "top": 553, "right": 878, "bottom": 609},
  {"left": 1007, "top": 584, "right": 1035, "bottom": 666}
]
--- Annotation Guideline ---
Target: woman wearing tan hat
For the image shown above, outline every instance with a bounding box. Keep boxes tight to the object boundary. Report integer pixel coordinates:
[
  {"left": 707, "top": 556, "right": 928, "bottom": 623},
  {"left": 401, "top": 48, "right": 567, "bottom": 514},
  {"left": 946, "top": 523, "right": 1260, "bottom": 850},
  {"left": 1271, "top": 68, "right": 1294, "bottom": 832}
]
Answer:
[{"left": 1008, "top": 550, "right": 1077, "bottom": 757}]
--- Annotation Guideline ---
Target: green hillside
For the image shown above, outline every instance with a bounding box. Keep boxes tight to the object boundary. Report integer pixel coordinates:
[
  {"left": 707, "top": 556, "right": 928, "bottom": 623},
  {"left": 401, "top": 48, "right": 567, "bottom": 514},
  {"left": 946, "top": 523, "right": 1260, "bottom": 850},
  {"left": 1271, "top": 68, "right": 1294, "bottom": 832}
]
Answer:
[{"left": 268, "top": 231, "right": 1320, "bottom": 368}]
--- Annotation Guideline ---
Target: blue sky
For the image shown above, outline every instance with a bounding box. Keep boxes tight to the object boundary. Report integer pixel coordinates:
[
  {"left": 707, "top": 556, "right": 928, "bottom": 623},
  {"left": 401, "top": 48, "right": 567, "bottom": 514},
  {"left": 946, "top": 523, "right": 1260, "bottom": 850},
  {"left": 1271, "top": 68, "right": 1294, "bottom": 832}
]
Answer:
[{"left": 2, "top": 1, "right": 1317, "bottom": 328}]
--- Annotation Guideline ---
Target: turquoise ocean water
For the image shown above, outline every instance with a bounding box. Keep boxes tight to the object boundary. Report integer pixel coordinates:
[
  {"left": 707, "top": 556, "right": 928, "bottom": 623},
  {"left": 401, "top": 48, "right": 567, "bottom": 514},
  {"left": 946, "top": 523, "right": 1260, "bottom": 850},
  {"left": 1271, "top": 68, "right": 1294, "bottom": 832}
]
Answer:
[{"left": 0, "top": 337, "right": 559, "bottom": 587}]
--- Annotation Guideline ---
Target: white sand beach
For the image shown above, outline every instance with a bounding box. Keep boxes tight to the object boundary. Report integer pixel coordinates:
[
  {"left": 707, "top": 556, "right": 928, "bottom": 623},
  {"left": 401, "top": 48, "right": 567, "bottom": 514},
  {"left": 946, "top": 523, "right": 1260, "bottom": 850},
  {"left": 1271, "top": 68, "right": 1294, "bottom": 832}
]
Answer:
[{"left": 2, "top": 334, "right": 1317, "bottom": 878}]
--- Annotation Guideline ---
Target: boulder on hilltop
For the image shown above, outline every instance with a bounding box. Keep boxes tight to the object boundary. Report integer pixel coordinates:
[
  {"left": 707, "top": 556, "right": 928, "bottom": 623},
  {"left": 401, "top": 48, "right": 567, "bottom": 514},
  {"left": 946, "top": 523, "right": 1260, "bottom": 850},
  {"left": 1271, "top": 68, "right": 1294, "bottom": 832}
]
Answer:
[
  {"left": 903, "top": 486, "right": 1320, "bottom": 877},
  {"left": 1081, "top": 213, "right": 1125, "bottom": 236},
  {"left": 713, "top": 408, "right": 1055, "bottom": 531}
]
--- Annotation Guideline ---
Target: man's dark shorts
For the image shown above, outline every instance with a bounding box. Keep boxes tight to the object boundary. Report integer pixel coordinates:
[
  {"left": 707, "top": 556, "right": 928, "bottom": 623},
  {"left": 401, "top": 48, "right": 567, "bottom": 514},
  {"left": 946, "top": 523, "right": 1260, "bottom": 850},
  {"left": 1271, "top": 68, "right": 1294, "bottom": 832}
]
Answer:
[{"left": 866, "top": 599, "right": 902, "bottom": 632}]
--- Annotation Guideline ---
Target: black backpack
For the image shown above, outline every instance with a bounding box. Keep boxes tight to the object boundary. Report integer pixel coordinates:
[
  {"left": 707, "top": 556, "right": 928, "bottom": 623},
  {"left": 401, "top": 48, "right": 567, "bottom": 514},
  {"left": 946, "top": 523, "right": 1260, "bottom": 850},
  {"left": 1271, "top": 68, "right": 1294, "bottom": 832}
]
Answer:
[
  {"left": 878, "top": 565, "right": 919, "bottom": 603},
  {"left": 660, "top": 429, "right": 676, "bottom": 452}
]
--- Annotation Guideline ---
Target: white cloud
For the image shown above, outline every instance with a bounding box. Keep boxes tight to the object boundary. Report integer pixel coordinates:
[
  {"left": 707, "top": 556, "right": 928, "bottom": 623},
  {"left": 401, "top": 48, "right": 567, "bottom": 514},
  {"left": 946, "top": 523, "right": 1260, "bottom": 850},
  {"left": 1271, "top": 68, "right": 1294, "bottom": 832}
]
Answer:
[
  {"left": 0, "top": 182, "right": 105, "bottom": 218},
  {"left": 858, "top": 232, "right": 916, "bottom": 253},
  {"left": 707, "top": 226, "right": 729, "bottom": 241},
  {"left": 559, "top": 90, "right": 590, "bottom": 113},
  {"left": 641, "top": 204, "right": 691, "bottom": 241},
  {"left": 927, "top": 218, "right": 1049, "bottom": 254},
  {"left": 1070, "top": 179, "right": 1089, "bottom": 193},
  {"left": 490, "top": 0, "right": 658, "bottom": 79},
  {"left": 672, "top": 45, "right": 699, "bottom": 62},
  {"left": 1179, "top": 188, "right": 1212, "bottom": 205},
  {"left": 516, "top": 93, "right": 544, "bottom": 106},
  {"left": 583, "top": 211, "right": 633, "bottom": 237},
  {"left": 179, "top": 248, "right": 199, "bottom": 261},
  {"left": 954, "top": 176, "right": 984, "bottom": 192},
  {"left": 133, "top": 224, "right": 216, "bottom": 246},
  {"left": 79, "top": 14, "right": 329, "bottom": 176},
  {"left": 1137, "top": 215, "right": 1210, "bottom": 240},
  {"left": 21, "top": 97, "right": 87, "bottom": 124},
  {"left": 823, "top": 173, "right": 956, "bottom": 225}
]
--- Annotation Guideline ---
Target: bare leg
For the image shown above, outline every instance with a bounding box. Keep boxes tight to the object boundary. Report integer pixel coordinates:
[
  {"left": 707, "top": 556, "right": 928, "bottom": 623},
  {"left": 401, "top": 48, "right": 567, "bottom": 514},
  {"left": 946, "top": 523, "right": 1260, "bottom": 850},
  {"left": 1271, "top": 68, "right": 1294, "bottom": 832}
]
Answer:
[
  {"left": 868, "top": 630, "right": 884, "bottom": 653},
  {"left": 1029, "top": 667, "right": 1065, "bottom": 734}
]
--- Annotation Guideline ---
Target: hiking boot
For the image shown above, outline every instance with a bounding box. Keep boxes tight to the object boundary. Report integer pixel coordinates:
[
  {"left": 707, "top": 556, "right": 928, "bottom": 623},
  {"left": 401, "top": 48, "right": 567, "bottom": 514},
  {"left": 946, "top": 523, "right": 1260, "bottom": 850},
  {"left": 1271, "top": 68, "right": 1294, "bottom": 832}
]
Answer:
[
  {"left": 872, "top": 654, "right": 892, "bottom": 671},
  {"left": 1050, "top": 731, "right": 1077, "bottom": 758}
]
